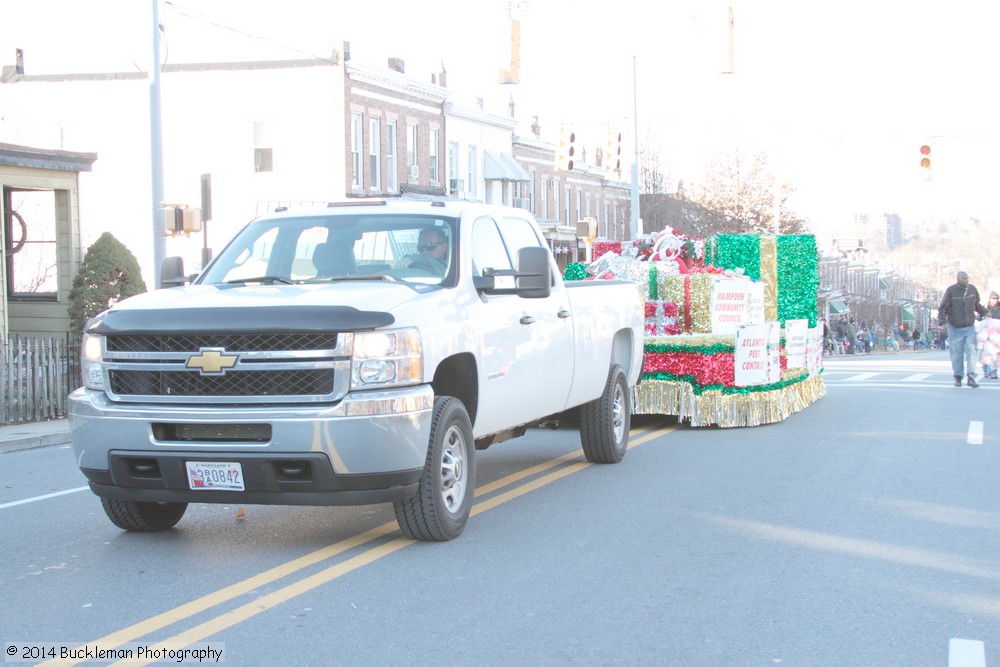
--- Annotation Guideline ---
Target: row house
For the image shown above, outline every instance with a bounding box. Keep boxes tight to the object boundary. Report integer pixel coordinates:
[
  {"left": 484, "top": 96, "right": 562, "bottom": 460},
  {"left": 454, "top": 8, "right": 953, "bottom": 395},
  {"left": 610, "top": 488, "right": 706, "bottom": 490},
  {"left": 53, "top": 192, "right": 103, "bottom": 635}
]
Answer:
[
  {"left": 345, "top": 60, "right": 447, "bottom": 199},
  {"left": 817, "top": 252, "right": 929, "bottom": 335}
]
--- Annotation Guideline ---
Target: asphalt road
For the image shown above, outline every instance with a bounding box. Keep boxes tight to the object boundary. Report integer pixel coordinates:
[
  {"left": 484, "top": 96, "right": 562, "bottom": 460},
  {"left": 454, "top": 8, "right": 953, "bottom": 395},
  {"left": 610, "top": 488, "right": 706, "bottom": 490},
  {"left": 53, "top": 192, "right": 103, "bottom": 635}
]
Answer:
[{"left": 1, "top": 350, "right": 998, "bottom": 666}]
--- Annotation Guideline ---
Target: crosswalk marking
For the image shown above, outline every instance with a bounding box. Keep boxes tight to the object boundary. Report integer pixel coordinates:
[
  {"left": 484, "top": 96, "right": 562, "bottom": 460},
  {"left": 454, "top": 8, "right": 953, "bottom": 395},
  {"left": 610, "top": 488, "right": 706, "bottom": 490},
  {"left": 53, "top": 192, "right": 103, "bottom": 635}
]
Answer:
[
  {"left": 949, "top": 638, "right": 985, "bottom": 667},
  {"left": 842, "top": 372, "right": 880, "bottom": 382},
  {"left": 901, "top": 373, "right": 932, "bottom": 382},
  {"left": 968, "top": 421, "right": 984, "bottom": 445}
]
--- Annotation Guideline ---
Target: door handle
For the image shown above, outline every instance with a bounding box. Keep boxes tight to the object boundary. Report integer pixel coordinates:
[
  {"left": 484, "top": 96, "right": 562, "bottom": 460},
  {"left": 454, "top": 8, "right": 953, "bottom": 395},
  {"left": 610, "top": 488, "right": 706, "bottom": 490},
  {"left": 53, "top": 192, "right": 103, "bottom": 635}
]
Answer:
[
  {"left": 520, "top": 315, "right": 535, "bottom": 325},
  {"left": 557, "top": 308, "right": 571, "bottom": 319}
]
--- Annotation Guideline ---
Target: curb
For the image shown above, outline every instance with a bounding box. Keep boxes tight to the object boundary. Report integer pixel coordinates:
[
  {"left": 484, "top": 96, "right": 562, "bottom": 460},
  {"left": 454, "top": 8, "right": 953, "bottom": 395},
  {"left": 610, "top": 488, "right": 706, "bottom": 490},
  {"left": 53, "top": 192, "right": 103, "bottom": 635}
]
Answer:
[{"left": 0, "top": 423, "right": 72, "bottom": 455}]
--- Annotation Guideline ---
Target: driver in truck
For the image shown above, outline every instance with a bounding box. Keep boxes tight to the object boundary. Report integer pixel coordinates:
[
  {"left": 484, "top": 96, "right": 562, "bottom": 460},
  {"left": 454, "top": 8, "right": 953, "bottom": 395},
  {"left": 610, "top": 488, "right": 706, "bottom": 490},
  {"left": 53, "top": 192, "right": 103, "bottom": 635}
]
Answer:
[{"left": 395, "top": 226, "right": 449, "bottom": 276}]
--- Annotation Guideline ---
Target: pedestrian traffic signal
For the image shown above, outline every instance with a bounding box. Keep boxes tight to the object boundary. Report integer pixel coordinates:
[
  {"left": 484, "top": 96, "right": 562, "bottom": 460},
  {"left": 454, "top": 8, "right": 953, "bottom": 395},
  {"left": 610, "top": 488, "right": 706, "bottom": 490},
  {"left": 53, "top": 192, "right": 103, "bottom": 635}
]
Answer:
[
  {"left": 556, "top": 128, "right": 575, "bottom": 171},
  {"left": 919, "top": 144, "right": 931, "bottom": 171},
  {"left": 606, "top": 131, "right": 622, "bottom": 173}
]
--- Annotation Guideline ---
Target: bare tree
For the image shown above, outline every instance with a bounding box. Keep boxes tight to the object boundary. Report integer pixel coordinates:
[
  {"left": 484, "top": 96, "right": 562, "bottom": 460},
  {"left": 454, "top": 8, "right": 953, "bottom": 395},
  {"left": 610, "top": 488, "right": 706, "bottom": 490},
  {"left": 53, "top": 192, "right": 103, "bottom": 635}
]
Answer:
[{"left": 690, "top": 150, "right": 809, "bottom": 236}]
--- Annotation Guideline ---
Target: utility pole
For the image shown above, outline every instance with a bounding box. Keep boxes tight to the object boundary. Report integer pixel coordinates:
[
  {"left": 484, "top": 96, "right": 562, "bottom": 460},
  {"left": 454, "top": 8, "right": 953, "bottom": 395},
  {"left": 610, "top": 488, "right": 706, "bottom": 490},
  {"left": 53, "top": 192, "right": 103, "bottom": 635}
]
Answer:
[
  {"left": 150, "top": 0, "right": 166, "bottom": 288},
  {"left": 629, "top": 56, "right": 640, "bottom": 240}
]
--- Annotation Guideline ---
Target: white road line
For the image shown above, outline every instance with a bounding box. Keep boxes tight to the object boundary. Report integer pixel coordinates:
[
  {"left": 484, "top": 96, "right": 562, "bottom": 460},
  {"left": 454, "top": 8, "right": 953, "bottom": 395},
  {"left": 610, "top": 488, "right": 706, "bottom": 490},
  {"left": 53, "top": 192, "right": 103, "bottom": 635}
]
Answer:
[
  {"left": 949, "top": 638, "right": 985, "bottom": 667},
  {"left": 901, "top": 373, "right": 932, "bottom": 382},
  {"left": 842, "top": 372, "right": 881, "bottom": 382},
  {"left": 0, "top": 486, "right": 88, "bottom": 510},
  {"left": 968, "top": 421, "right": 984, "bottom": 446}
]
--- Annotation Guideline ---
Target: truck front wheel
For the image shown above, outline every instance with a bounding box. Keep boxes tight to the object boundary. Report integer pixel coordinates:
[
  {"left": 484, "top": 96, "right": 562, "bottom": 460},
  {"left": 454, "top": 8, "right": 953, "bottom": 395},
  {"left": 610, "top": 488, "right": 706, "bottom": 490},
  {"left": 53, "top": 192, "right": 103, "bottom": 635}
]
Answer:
[
  {"left": 100, "top": 498, "right": 187, "bottom": 531},
  {"left": 393, "top": 396, "right": 476, "bottom": 541},
  {"left": 579, "top": 364, "right": 630, "bottom": 463}
]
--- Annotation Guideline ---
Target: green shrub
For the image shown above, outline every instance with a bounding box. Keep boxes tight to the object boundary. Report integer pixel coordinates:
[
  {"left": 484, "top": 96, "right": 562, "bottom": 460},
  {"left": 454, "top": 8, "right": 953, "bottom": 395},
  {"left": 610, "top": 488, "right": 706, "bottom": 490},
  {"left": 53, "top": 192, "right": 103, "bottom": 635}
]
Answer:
[{"left": 68, "top": 232, "right": 147, "bottom": 334}]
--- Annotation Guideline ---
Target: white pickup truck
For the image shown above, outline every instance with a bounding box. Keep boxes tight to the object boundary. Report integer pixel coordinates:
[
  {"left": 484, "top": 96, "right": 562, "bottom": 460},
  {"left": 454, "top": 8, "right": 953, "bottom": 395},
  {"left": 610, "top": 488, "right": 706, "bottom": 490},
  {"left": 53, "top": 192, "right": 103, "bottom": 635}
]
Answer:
[{"left": 69, "top": 199, "right": 644, "bottom": 540}]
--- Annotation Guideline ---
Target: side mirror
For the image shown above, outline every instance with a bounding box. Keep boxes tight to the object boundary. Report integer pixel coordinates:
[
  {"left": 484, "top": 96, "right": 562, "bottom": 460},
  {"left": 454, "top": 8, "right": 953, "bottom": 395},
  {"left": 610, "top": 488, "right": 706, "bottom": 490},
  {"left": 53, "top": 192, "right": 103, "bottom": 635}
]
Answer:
[
  {"left": 160, "top": 256, "right": 187, "bottom": 288},
  {"left": 514, "top": 247, "right": 551, "bottom": 299}
]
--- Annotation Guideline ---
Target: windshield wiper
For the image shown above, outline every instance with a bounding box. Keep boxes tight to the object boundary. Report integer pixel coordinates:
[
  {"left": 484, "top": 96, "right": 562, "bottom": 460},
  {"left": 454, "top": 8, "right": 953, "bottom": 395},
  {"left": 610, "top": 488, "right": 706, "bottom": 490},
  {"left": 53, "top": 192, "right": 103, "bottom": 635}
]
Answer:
[{"left": 225, "top": 275, "right": 295, "bottom": 285}]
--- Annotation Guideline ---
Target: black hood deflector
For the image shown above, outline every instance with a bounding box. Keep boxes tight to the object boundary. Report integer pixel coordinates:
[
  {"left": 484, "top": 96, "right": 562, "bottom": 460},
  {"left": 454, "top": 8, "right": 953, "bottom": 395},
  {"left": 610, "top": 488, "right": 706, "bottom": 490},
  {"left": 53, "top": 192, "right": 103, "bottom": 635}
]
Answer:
[{"left": 89, "top": 306, "right": 395, "bottom": 335}]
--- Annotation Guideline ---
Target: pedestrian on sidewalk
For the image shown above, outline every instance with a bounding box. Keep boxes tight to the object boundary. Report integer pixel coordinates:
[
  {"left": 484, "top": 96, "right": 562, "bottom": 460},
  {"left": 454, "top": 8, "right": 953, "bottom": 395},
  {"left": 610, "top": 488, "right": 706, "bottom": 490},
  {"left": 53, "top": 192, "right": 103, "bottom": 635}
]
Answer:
[{"left": 938, "top": 270, "right": 986, "bottom": 387}]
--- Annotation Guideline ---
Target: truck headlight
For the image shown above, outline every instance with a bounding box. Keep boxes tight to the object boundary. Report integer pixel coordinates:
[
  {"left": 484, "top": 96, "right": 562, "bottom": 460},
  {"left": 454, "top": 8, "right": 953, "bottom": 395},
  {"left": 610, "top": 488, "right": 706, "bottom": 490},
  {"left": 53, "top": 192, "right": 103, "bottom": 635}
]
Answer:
[
  {"left": 351, "top": 329, "right": 423, "bottom": 389},
  {"left": 81, "top": 333, "right": 106, "bottom": 390}
]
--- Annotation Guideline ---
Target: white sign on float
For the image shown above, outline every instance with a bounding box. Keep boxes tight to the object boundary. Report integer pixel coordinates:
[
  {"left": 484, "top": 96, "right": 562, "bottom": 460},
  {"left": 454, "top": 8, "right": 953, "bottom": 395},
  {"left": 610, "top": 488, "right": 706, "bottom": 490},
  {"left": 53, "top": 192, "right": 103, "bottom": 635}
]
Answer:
[
  {"left": 784, "top": 319, "right": 809, "bottom": 369},
  {"left": 767, "top": 322, "right": 782, "bottom": 384},
  {"left": 746, "top": 281, "right": 765, "bottom": 325},
  {"left": 735, "top": 322, "right": 771, "bottom": 387},
  {"left": 711, "top": 278, "right": 751, "bottom": 335},
  {"left": 805, "top": 324, "right": 823, "bottom": 375}
]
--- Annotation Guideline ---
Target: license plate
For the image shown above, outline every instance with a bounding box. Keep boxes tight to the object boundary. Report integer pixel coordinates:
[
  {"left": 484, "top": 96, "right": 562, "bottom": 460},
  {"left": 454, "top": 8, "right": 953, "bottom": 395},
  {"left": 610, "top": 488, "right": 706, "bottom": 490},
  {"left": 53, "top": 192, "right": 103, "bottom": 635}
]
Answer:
[{"left": 186, "top": 461, "right": 244, "bottom": 491}]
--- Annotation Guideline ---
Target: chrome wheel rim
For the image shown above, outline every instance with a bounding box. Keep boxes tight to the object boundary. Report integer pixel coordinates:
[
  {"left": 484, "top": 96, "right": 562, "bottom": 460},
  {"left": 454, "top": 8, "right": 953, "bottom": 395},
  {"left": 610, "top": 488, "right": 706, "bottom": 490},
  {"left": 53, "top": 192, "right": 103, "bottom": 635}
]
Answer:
[
  {"left": 439, "top": 424, "right": 468, "bottom": 513},
  {"left": 612, "top": 381, "right": 626, "bottom": 444}
]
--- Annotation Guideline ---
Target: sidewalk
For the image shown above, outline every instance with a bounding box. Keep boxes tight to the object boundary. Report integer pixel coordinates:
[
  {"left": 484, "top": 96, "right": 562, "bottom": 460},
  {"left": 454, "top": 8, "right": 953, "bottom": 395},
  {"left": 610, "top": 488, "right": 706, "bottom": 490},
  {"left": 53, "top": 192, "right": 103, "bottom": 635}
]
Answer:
[{"left": 0, "top": 418, "right": 71, "bottom": 455}]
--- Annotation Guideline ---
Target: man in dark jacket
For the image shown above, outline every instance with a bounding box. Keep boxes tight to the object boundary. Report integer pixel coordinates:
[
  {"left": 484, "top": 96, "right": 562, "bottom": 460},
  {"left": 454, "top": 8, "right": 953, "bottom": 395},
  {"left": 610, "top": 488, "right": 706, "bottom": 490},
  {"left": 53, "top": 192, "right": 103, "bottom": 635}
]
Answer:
[{"left": 938, "top": 271, "right": 986, "bottom": 387}]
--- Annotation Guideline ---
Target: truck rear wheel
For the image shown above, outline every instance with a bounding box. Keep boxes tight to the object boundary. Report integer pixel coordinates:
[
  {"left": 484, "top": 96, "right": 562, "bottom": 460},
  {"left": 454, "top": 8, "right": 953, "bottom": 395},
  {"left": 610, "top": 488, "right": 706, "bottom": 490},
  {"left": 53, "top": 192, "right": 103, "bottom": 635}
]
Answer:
[
  {"left": 393, "top": 396, "right": 476, "bottom": 541},
  {"left": 100, "top": 498, "right": 187, "bottom": 531},
  {"left": 580, "top": 364, "right": 630, "bottom": 463}
]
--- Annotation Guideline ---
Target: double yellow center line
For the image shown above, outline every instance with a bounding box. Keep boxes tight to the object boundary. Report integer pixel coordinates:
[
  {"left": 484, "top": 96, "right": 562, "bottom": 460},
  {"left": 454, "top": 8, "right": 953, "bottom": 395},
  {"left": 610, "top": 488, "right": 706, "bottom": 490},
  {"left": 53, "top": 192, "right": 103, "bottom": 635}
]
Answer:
[{"left": 44, "top": 421, "right": 677, "bottom": 667}]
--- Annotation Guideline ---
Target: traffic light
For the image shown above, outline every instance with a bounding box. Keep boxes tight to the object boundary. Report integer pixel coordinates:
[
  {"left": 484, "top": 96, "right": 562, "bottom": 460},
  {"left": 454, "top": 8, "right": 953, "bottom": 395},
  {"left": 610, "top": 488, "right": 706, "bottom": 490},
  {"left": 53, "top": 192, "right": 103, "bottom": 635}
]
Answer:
[
  {"left": 606, "top": 131, "right": 622, "bottom": 173},
  {"left": 919, "top": 144, "right": 931, "bottom": 174},
  {"left": 555, "top": 127, "right": 575, "bottom": 171}
]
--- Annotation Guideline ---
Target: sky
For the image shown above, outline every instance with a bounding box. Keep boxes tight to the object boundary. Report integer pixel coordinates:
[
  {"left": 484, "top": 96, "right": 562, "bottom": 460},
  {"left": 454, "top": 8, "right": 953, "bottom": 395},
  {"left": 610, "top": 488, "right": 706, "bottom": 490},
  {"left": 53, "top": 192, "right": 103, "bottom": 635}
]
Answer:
[{"left": 2, "top": 0, "right": 999, "bottom": 233}]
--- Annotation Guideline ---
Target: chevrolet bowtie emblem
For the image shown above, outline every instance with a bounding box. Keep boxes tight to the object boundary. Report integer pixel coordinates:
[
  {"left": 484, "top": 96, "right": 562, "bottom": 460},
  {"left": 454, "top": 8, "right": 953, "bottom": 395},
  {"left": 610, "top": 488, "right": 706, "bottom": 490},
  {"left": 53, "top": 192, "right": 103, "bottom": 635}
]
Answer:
[{"left": 186, "top": 348, "right": 239, "bottom": 375}]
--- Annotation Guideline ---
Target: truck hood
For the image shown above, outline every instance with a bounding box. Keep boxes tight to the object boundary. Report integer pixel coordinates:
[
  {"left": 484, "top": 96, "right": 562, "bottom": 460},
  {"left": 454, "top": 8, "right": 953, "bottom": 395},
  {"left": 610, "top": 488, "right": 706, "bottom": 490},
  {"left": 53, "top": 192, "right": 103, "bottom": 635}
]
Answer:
[{"left": 86, "top": 282, "right": 425, "bottom": 334}]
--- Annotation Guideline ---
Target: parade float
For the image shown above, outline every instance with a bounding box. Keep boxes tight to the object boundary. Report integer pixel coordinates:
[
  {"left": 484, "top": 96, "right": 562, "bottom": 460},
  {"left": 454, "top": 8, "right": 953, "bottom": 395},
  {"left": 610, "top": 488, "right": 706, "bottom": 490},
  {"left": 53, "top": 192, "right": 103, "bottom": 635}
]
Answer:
[{"left": 564, "top": 228, "right": 826, "bottom": 428}]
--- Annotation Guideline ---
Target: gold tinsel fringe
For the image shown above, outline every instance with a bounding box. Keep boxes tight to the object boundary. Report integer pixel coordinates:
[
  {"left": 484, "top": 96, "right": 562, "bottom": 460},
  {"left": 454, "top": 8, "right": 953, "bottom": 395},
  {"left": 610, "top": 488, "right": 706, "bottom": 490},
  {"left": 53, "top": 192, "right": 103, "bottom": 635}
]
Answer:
[{"left": 632, "top": 375, "right": 827, "bottom": 428}]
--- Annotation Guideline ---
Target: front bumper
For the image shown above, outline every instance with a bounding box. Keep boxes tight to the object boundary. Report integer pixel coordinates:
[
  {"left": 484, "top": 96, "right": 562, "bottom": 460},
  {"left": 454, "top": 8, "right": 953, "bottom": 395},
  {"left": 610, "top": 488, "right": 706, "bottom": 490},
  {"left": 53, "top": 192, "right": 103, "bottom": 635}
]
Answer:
[{"left": 69, "top": 384, "right": 434, "bottom": 506}]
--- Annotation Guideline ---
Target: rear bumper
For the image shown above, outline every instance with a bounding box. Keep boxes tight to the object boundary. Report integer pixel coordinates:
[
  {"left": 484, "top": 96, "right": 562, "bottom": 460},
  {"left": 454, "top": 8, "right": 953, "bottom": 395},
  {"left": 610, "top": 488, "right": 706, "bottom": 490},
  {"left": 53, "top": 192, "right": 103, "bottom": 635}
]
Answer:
[{"left": 69, "top": 384, "right": 434, "bottom": 505}]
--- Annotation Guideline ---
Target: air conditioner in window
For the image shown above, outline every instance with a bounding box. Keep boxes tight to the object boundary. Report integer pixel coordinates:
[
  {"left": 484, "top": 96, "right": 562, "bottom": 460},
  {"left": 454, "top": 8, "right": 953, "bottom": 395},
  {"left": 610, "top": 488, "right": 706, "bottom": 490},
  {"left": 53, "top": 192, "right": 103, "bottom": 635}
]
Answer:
[
  {"left": 408, "top": 165, "right": 419, "bottom": 179},
  {"left": 448, "top": 178, "right": 465, "bottom": 193}
]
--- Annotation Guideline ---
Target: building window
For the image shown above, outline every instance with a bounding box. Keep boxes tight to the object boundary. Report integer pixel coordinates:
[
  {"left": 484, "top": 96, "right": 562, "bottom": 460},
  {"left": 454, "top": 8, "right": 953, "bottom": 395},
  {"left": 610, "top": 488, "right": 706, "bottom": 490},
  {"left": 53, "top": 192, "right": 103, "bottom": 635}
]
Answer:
[
  {"left": 386, "top": 120, "right": 398, "bottom": 192},
  {"left": 448, "top": 142, "right": 459, "bottom": 181},
  {"left": 563, "top": 188, "right": 570, "bottom": 225},
  {"left": 368, "top": 116, "right": 381, "bottom": 191},
  {"left": 253, "top": 121, "right": 273, "bottom": 172},
  {"left": 467, "top": 145, "right": 478, "bottom": 199},
  {"left": 407, "top": 123, "right": 418, "bottom": 178},
  {"left": 4, "top": 187, "right": 59, "bottom": 300},
  {"left": 351, "top": 113, "right": 363, "bottom": 190},
  {"left": 529, "top": 170, "right": 536, "bottom": 213},
  {"left": 429, "top": 128, "right": 440, "bottom": 183}
]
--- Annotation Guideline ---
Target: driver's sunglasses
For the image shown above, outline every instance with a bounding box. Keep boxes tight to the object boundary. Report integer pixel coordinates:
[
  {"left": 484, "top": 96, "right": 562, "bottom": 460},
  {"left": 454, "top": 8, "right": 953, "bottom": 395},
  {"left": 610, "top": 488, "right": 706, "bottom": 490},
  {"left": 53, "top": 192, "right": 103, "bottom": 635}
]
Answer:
[{"left": 418, "top": 241, "right": 445, "bottom": 251}]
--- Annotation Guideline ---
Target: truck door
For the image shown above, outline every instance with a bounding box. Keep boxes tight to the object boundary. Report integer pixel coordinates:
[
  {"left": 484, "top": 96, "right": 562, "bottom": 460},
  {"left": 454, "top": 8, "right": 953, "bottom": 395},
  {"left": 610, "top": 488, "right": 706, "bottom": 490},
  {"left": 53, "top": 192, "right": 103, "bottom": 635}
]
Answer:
[{"left": 470, "top": 215, "right": 574, "bottom": 434}]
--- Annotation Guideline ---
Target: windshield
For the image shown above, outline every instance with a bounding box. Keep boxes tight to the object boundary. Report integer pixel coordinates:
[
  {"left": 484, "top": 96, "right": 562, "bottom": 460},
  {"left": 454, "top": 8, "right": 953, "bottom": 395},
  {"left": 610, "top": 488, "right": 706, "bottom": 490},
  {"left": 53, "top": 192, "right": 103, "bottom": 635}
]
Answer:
[{"left": 198, "top": 212, "right": 458, "bottom": 287}]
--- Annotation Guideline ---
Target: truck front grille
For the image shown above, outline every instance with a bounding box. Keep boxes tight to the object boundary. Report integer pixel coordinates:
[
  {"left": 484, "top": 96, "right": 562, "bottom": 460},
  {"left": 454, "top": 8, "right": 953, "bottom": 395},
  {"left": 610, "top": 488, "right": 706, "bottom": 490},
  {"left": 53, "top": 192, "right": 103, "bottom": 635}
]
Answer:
[
  {"left": 102, "top": 333, "right": 349, "bottom": 404},
  {"left": 109, "top": 369, "right": 334, "bottom": 397},
  {"left": 107, "top": 333, "right": 338, "bottom": 353}
]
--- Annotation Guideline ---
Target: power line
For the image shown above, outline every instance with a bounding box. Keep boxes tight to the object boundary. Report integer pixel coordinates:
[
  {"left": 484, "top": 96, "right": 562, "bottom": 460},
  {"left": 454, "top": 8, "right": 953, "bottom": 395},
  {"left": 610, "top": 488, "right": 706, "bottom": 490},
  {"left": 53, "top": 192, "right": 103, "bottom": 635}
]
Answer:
[{"left": 163, "top": 2, "right": 338, "bottom": 64}]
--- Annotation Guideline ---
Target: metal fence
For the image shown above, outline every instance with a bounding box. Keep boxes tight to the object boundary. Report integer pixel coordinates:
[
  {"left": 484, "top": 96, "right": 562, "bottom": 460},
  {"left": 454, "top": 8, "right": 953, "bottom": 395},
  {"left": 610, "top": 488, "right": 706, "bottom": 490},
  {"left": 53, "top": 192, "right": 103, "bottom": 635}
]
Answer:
[{"left": 0, "top": 334, "right": 82, "bottom": 424}]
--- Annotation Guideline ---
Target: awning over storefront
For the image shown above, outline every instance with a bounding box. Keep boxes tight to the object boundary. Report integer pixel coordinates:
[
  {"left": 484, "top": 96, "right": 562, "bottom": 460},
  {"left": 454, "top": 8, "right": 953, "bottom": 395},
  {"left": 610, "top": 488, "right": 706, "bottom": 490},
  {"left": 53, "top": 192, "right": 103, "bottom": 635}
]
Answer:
[
  {"left": 901, "top": 306, "right": 916, "bottom": 321},
  {"left": 484, "top": 151, "right": 530, "bottom": 182},
  {"left": 828, "top": 299, "right": 850, "bottom": 315}
]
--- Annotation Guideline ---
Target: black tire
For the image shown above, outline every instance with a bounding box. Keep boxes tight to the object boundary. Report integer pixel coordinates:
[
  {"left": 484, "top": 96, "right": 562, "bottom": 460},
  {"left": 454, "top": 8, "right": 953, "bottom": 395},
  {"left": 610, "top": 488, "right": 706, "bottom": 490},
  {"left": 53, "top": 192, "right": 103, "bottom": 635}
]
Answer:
[
  {"left": 100, "top": 498, "right": 187, "bottom": 531},
  {"left": 579, "top": 364, "right": 630, "bottom": 463},
  {"left": 393, "top": 396, "right": 476, "bottom": 541}
]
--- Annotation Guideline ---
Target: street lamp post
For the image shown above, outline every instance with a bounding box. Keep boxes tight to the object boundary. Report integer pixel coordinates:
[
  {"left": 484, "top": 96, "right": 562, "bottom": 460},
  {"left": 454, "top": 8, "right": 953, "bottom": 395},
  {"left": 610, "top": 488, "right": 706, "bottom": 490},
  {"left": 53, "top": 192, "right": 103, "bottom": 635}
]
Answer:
[{"left": 149, "top": 0, "right": 166, "bottom": 288}]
